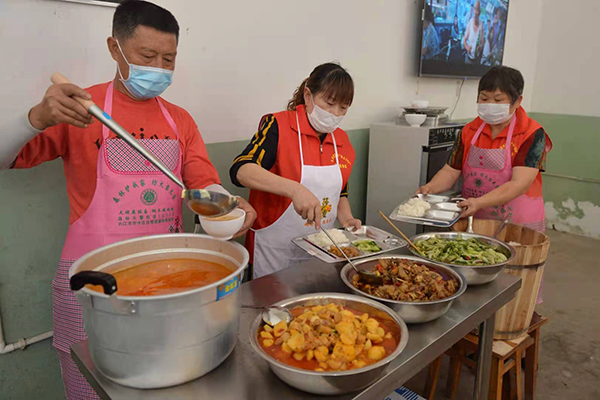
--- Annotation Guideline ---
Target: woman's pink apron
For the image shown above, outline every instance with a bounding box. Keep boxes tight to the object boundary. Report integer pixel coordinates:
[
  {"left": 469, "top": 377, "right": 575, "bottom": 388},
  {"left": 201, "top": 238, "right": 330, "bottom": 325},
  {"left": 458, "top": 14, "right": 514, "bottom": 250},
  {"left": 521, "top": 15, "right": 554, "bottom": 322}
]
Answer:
[
  {"left": 52, "top": 82, "right": 183, "bottom": 399},
  {"left": 461, "top": 117, "right": 545, "bottom": 303}
]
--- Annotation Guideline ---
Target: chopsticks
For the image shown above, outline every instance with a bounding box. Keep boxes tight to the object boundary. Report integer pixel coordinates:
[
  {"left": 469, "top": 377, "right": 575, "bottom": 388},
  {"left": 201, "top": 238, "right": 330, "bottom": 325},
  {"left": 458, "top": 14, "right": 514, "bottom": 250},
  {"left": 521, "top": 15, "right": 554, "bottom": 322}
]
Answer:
[{"left": 378, "top": 210, "right": 424, "bottom": 256}]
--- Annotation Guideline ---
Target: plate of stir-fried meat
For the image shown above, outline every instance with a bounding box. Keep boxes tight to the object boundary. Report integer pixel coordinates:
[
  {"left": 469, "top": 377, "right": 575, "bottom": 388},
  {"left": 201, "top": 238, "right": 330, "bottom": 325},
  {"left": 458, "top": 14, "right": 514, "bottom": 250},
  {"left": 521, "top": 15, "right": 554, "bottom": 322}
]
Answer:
[{"left": 351, "top": 258, "right": 459, "bottom": 302}]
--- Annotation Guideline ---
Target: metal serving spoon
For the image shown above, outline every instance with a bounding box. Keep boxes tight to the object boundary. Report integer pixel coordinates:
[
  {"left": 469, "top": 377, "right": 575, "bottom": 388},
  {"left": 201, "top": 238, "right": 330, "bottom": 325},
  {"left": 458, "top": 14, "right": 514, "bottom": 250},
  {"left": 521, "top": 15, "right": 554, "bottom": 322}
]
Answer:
[
  {"left": 261, "top": 306, "right": 293, "bottom": 326},
  {"left": 320, "top": 228, "right": 383, "bottom": 285},
  {"left": 51, "top": 73, "right": 238, "bottom": 218}
]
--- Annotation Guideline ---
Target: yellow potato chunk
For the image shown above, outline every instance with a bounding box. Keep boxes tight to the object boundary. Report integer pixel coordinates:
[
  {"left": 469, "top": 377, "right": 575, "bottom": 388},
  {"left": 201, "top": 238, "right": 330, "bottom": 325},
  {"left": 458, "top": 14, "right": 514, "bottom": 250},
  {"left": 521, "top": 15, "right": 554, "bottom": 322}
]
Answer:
[
  {"left": 287, "top": 331, "right": 305, "bottom": 352},
  {"left": 355, "top": 360, "right": 367, "bottom": 368},
  {"left": 273, "top": 321, "right": 288, "bottom": 337},
  {"left": 306, "top": 349, "right": 314, "bottom": 361},
  {"left": 361, "top": 313, "right": 369, "bottom": 323},
  {"left": 340, "top": 332, "right": 356, "bottom": 346},
  {"left": 335, "top": 321, "right": 354, "bottom": 336},
  {"left": 325, "top": 303, "right": 339, "bottom": 312},
  {"left": 282, "top": 343, "right": 293, "bottom": 354},
  {"left": 341, "top": 344, "right": 356, "bottom": 362},
  {"left": 315, "top": 368, "right": 325, "bottom": 372},
  {"left": 366, "top": 332, "right": 384, "bottom": 344},
  {"left": 263, "top": 325, "right": 273, "bottom": 332},
  {"left": 317, "top": 325, "right": 332, "bottom": 334},
  {"left": 327, "top": 359, "right": 342, "bottom": 370},
  {"left": 364, "top": 339, "right": 372, "bottom": 351},
  {"left": 377, "top": 327, "right": 385, "bottom": 337},
  {"left": 384, "top": 332, "right": 392, "bottom": 340},
  {"left": 312, "top": 305, "right": 324, "bottom": 313},
  {"left": 367, "top": 346, "right": 386, "bottom": 361},
  {"left": 293, "top": 352, "right": 305, "bottom": 361},
  {"left": 340, "top": 310, "right": 356, "bottom": 321},
  {"left": 365, "top": 318, "right": 379, "bottom": 334},
  {"left": 263, "top": 339, "right": 274, "bottom": 347},
  {"left": 314, "top": 346, "right": 329, "bottom": 363},
  {"left": 260, "top": 331, "right": 273, "bottom": 339}
]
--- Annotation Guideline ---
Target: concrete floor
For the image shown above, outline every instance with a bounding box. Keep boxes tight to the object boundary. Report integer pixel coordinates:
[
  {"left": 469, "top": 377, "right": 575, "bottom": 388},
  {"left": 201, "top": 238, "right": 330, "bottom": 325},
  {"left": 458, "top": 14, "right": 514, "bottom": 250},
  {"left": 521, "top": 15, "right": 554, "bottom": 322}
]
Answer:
[{"left": 403, "top": 229, "right": 600, "bottom": 400}]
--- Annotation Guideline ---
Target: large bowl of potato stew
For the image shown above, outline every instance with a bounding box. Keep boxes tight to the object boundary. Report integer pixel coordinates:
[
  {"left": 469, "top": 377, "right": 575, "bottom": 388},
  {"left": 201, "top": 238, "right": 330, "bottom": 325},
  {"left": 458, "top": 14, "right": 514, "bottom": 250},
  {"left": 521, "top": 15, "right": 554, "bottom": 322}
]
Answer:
[{"left": 249, "top": 293, "right": 408, "bottom": 395}]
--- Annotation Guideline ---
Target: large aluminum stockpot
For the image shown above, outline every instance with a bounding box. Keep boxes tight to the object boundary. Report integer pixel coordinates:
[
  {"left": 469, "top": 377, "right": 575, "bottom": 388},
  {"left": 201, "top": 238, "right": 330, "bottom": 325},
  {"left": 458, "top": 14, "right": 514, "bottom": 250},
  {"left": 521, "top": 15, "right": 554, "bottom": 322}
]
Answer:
[
  {"left": 340, "top": 255, "right": 467, "bottom": 323},
  {"left": 409, "top": 232, "right": 516, "bottom": 285},
  {"left": 249, "top": 293, "right": 409, "bottom": 396},
  {"left": 68, "top": 234, "right": 249, "bottom": 389}
]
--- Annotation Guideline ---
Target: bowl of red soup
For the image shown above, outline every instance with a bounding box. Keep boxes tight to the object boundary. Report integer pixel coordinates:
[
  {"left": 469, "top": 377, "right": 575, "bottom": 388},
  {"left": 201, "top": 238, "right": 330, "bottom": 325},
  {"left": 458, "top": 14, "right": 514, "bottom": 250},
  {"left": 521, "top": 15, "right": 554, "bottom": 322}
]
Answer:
[{"left": 249, "top": 293, "right": 409, "bottom": 395}]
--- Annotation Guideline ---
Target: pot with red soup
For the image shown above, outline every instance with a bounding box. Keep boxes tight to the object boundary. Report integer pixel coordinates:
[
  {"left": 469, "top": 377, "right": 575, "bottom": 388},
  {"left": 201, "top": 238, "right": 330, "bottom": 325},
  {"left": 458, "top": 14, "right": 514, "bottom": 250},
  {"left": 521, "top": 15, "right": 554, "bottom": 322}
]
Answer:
[
  {"left": 249, "top": 293, "right": 409, "bottom": 395},
  {"left": 68, "top": 234, "right": 249, "bottom": 389}
]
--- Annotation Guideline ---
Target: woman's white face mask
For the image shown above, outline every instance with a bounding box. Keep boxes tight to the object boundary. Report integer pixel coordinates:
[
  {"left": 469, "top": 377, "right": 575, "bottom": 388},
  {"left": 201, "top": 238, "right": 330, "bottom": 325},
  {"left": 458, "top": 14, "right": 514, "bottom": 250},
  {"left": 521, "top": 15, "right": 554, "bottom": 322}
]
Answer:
[
  {"left": 308, "top": 103, "right": 344, "bottom": 133},
  {"left": 306, "top": 92, "right": 345, "bottom": 133},
  {"left": 477, "top": 103, "right": 513, "bottom": 125}
]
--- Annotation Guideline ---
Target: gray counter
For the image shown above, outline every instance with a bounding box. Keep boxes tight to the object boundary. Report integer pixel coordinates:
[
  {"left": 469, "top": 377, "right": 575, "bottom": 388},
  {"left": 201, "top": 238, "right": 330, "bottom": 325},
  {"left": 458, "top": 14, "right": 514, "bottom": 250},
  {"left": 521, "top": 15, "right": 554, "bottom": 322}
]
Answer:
[{"left": 72, "top": 256, "right": 520, "bottom": 400}]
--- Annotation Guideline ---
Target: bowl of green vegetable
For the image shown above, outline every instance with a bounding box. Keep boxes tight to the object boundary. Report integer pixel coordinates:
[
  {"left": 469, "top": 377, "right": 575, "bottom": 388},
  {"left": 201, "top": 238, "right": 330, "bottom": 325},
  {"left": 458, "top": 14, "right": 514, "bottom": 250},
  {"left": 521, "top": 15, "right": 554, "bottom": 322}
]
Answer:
[{"left": 408, "top": 232, "right": 516, "bottom": 285}]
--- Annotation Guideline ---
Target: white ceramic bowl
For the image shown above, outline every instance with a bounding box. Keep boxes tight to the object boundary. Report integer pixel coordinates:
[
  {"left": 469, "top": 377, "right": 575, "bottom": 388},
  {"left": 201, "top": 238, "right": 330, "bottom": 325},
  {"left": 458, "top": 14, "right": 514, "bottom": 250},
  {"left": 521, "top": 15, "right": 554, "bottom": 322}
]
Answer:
[
  {"left": 199, "top": 208, "right": 245, "bottom": 240},
  {"left": 405, "top": 113, "right": 427, "bottom": 127},
  {"left": 411, "top": 100, "right": 430, "bottom": 108}
]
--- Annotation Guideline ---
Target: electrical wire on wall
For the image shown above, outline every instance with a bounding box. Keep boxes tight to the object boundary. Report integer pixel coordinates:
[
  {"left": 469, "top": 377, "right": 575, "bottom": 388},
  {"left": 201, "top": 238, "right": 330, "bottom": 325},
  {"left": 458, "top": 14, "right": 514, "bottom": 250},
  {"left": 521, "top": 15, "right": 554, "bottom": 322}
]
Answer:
[{"left": 449, "top": 78, "right": 467, "bottom": 120}]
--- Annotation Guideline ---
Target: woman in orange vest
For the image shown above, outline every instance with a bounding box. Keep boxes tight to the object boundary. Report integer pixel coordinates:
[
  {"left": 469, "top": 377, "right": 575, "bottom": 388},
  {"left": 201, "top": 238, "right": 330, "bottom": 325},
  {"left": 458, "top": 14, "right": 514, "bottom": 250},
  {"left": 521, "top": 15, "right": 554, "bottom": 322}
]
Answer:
[
  {"left": 418, "top": 66, "right": 552, "bottom": 233},
  {"left": 230, "top": 63, "right": 360, "bottom": 278}
]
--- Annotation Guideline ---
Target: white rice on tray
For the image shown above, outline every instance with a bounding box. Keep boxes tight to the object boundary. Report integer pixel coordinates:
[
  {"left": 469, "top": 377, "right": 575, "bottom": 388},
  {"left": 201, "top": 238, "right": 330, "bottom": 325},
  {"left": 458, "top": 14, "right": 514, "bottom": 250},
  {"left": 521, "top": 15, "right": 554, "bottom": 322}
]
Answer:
[
  {"left": 397, "top": 198, "right": 431, "bottom": 217},
  {"left": 307, "top": 229, "right": 349, "bottom": 247}
]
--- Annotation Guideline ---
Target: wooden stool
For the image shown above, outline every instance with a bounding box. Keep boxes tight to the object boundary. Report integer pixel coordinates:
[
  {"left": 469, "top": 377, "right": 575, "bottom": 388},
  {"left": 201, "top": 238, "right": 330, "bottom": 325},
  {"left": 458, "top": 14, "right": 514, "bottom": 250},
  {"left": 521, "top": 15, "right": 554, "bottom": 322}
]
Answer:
[{"left": 423, "top": 312, "right": 549, "bottom": 400}]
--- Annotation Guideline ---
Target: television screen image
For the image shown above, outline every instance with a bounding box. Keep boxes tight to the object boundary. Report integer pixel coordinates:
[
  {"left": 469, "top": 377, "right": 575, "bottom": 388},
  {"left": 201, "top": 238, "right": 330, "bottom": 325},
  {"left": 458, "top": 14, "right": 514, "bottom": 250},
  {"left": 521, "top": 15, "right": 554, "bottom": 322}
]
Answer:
[{"left": 420, "top": 0, "right": 509, "bottom": 77}]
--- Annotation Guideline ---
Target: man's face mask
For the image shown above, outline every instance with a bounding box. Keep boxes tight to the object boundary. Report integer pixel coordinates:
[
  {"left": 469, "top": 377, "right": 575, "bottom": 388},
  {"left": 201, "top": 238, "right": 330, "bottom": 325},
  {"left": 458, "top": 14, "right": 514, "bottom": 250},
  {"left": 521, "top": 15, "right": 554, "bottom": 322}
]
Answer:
[{"left": 116, "top": 40, "right": 173, "bottom": 101}]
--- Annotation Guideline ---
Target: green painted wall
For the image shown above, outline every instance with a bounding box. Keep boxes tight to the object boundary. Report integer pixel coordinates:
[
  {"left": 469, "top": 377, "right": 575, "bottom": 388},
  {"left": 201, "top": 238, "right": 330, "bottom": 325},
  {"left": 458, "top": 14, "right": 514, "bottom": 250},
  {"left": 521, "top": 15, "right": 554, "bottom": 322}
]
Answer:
[
  {"left": 529, "top": 112, "right": 600, "bottom": 239},
  {"left": 0, "top": 128, "right": 369, "bottom": 399}
]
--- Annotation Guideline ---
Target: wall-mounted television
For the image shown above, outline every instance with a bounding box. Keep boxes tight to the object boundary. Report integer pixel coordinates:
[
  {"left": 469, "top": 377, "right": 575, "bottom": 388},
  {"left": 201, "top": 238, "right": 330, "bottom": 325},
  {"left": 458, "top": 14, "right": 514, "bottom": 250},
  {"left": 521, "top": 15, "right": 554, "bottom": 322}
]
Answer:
[{"left": 419, "top": 0, "right": 510, "bottom": 78}]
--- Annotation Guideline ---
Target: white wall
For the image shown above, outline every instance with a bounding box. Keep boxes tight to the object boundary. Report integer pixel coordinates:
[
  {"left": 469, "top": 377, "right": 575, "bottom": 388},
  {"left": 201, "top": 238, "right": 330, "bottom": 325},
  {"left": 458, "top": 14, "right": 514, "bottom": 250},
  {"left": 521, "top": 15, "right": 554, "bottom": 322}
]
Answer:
[
  {"left": 530, "top": 0, "right": 600, "bottom": 117},
  {"left": 1, "top": 0, "right": 542, "bottom": 144}
]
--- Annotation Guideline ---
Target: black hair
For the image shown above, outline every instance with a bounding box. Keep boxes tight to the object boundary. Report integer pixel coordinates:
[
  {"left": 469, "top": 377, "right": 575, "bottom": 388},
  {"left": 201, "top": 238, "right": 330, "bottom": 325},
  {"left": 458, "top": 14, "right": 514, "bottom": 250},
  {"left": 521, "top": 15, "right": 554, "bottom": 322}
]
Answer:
[
  {"left": 424, "top": 4, "right": 435, "bottom": 24},
  {"left": 113, "top": 0, "right": 179, "bottom": 42},
  {"left": 287, "top": 63, "right": 354, "bottom": 111},
  {"left": 478, "top": 66, "right": 524, "bottom": 104}
]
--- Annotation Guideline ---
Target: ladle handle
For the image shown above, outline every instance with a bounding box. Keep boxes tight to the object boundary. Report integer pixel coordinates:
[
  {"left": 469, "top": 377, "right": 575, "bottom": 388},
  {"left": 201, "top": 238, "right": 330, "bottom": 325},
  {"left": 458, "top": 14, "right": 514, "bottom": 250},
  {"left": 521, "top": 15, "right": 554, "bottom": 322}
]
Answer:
[
  {"left": 70, "top": 271, "right": 118, "bottom": 295},
  {"left": 319, "top": 228, "right": 358, "bottom": 269},
  {"left": 50, "top": 73, "right": 186, "bottom": 191}
]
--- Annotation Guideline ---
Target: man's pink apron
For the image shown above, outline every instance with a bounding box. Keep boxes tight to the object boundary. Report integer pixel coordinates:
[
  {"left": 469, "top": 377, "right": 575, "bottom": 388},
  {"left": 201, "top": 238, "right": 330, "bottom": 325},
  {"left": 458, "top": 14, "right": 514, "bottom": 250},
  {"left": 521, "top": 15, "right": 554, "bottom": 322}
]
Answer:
[
  {"left": 51, "top": 82, "right": 183, "bottom": 399},
  {"left": 461, "top": 117, "right": 545, "bottom": 303}
]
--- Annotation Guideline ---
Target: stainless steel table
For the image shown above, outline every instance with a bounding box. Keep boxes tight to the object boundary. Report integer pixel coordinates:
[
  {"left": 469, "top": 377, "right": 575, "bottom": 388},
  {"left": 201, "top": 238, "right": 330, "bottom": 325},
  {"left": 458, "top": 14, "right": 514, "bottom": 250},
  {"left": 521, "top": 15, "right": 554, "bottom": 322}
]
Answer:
[{"left": 72, "top": 257, "right": 520, "bottom": 400}]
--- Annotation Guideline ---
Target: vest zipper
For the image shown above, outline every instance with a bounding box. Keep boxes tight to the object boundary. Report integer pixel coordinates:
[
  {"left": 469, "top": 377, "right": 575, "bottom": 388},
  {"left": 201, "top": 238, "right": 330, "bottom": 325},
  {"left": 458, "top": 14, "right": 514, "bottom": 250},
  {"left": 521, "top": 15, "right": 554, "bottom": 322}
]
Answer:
[{"left": 320, "top": 144, "right": 323, "bottom": 154}]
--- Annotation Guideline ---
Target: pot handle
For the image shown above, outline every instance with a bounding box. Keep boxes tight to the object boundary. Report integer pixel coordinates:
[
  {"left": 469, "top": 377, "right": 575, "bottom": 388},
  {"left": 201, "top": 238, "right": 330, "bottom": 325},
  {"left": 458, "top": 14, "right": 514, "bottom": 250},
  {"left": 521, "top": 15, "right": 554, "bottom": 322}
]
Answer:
[{"left": 70, "top": 271, "right": 118, "bottom": 295}]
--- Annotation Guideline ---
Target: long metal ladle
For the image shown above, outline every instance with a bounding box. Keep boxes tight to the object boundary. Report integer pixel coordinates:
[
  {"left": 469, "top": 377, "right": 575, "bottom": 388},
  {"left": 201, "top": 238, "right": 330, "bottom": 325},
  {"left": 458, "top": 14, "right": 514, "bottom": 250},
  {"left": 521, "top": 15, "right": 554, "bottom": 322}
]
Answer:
[
  {"left": 51, "top": 73, "right": 238, "bottom": 217},
  {"left": 320, "top": 228, "right": 383, "bottom": 285}
]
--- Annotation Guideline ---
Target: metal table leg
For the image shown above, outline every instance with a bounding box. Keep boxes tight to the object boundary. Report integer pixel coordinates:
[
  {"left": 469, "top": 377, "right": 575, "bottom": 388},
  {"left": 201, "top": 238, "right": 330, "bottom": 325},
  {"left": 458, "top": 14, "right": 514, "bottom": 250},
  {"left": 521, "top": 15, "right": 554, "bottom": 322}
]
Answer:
[{"left": 474, "top": 314, "right": 495, "bottom": 400}]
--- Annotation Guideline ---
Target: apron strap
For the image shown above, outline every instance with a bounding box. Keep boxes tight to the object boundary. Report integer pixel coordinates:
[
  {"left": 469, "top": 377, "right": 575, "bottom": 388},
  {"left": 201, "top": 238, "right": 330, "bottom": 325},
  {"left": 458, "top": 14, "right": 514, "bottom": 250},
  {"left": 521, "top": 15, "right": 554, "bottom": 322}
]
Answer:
[
  {"left": 295, "top": 111, "right": 340, "bottom": 167},
  {"left": 467, "top": 114, "right": 518, "bottom": 164},
  {"left": 102, "top": 81, "right": 179, "bottom": 140}
]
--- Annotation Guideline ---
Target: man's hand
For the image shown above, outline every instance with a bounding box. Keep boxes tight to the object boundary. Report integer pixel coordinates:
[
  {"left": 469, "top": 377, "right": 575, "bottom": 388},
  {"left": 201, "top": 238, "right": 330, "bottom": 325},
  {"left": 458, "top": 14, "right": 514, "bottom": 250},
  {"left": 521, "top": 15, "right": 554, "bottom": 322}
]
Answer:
[
  {"left": 290, "top": 184, "right": 322, "bottom": 229},
  {"left": 233, "top": 197, "right": 257, "bottom": 238},
  {"left": 29, "top": 83, "right": 94, "bottom": 130}
]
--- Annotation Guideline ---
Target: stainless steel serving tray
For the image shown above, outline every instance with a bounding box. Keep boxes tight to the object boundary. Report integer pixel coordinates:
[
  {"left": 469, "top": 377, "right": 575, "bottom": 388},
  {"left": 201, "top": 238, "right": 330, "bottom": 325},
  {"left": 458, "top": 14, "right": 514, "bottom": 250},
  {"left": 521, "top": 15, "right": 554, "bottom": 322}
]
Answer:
[
  {"left": 292, "top": 226, "right": 407, "bottom": 264},
  {"left": 390, "top": 194, "right": 463, "bottom": 227}
]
